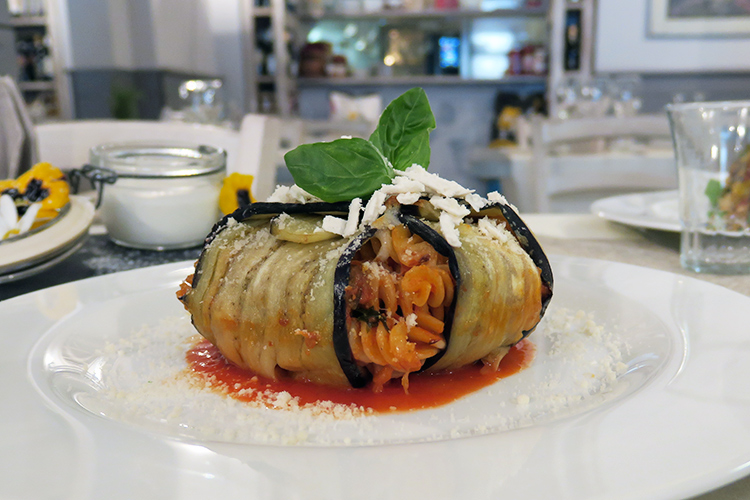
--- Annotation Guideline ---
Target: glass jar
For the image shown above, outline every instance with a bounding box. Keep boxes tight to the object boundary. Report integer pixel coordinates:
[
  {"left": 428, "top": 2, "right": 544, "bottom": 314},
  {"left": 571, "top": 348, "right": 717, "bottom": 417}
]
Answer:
[{"left": 88, "top": 143, "right": 226, "bottom": 250}]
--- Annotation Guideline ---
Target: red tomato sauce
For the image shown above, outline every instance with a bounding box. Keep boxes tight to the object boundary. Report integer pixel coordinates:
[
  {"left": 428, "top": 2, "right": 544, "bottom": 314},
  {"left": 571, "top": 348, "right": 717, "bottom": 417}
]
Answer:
[{"left": 186, "top": 339, "right": 535, "bottom": 413}]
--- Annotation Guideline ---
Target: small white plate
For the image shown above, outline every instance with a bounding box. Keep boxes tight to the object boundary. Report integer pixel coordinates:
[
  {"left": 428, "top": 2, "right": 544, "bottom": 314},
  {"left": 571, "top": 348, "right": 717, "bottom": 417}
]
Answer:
[
  {"left": 591, "top": 190, "right": 680, "bottom": 232},
  {"left": 3, "top": 256, "right": 750, "bottom": 499},
  {"left": 0, "top": 232, "right": 87, "bottom": 284},
  {"left": 0, "top": 195, "right": 95, "bottom": 278}
]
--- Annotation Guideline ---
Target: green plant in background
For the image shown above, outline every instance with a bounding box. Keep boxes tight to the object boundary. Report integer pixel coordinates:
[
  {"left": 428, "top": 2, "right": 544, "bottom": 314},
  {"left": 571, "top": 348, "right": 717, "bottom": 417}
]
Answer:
[{"left": 110, "top": 85, "right": 141, "bottom": 120}]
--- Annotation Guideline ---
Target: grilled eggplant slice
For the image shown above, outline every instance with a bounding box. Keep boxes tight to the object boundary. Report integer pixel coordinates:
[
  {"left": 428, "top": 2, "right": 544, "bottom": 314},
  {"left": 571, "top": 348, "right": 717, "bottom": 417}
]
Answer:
[{"left": 179, "top": 199, "right": 552, "bottom": 389}]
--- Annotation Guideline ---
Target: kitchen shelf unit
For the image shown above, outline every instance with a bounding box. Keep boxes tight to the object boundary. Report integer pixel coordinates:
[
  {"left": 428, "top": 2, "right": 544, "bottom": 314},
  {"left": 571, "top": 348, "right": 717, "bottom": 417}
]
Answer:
[
  {"left": 8, "top": 13, "right": 44, "bottom": 26},
  {"left": 297, "top": 74, "right": 546, "bottom": 86},
  {"left": 241, "top": 0, "right": 300, "bottom": 117},
  {"left": 297, "top": 1, "right": 549, "bottom": 87},
  {"left": 5, "top": 2, "right": 71, "bottom": 121},
  {"left": 17, "top": 79, "right": 54, "bottom": 91},
  {"left": 240, "top": 0, "right": 595, "bottom": 119},
  {"left": 299, "top": 5, "right": 547, "bottom": 21}
]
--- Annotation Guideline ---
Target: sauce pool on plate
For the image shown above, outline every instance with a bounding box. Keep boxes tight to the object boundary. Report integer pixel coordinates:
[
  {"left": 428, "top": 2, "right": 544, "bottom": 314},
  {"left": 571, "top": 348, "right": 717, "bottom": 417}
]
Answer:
[{"left": 186, "top": 339, "right": 535, "bottom": 413}]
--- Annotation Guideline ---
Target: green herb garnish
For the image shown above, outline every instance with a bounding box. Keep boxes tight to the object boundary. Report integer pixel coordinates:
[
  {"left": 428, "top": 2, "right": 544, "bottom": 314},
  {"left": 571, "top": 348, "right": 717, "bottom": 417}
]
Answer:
[
  {"left": 284, "top": 88, "right": 436, "bottom": 202},
  {"left": 284, "top": 138, "right": 393, "bottom": 203},
  {"left": 705, "top": 179, "right": 723, "bottom": 208},
  {"left": 351, "top": 307, "right": 387, "bottom": 329},
  {"left": 369, "top": 87, "right": 436, "bottom": 172}
]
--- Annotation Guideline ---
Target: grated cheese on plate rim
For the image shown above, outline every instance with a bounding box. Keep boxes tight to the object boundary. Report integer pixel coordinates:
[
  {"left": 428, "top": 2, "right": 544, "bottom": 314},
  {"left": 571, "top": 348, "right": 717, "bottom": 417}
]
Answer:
[{"left": 93, "top": 306, "right": 629, "bottom": 446}]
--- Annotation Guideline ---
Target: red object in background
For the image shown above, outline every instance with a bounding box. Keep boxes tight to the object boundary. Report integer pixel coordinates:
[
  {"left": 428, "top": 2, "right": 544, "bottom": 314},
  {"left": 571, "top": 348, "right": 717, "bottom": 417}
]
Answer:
[
  {"left": 299, "top": 42, "right": 332, "bottom": 77},
  {"left": 507, "top": 48, "right": 522, "bottom": 75},
  {"left": 507, "top": 44, "right": 547, "bottom": 76},
  {"left": 520, "top": 45, "right": 536, "bottom": 74},
  {"left": 327, "top": 54, "right": 349, "bottom": 78},
  {"left": 434, "top": 0, "right": 458, "bottom": 9}
]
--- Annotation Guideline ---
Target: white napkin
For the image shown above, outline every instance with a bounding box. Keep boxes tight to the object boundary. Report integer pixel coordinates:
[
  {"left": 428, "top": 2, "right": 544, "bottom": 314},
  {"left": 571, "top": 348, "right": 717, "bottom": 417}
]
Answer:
[{"left": 0, "top": 75, "right": 38, "bottom": 179}]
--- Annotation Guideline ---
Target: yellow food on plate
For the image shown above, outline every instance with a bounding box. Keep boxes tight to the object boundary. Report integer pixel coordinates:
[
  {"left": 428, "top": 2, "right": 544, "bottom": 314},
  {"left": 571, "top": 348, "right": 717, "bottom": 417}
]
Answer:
[
  {"left": 0, "top": 162, "right": 71, "bottom": 240},
  {"left": 219, "top": 172, "right": 256, "bottom": 215}
]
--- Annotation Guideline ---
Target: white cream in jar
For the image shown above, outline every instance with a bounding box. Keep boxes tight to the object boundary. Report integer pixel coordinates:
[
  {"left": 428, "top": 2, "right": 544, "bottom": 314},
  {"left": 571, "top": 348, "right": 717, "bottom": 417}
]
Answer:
[{"left": 91, "top": 143, "right": 225, "bottom": 250}]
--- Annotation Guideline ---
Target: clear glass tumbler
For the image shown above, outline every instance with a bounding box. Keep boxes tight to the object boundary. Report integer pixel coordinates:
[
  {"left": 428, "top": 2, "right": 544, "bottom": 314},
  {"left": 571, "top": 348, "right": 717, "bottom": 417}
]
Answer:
[{"left": 666, "top": 101, "right": 750, "bottom": 274}]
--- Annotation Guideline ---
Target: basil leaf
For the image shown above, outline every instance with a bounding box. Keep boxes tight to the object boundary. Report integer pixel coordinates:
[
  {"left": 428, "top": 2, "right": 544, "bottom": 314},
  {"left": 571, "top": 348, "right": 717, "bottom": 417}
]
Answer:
[
  {"left": 369, "top": 87, "right": 436, "bottom": 171},
  {"left": 351, "top": 307, "right": 386, "bottom": 329},
  {"left": 705, "top": 179, "right": 723, "bottom": 208},
  {"left": 285, "top": 138, "right": 394, "bottom": 203}
]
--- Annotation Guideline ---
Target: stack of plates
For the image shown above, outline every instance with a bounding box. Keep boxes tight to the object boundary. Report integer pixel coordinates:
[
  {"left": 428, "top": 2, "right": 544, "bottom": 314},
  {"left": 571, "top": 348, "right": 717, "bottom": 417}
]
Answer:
[
  {"left": 590, "top": 189, "right": 680, "bottom": 232},
  {"left": 0, "top": 196, "right": 96, "bottom": 284}
]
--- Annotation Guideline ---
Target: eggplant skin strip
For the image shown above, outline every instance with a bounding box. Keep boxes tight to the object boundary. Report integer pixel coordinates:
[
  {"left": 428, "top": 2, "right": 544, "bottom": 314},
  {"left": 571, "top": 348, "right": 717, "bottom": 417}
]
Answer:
[
  {"left": 333, "top": 228, "right": 377, "bottom": 387},
  {"left": 476, "top": 203, "right": 554, "bottom": 323},
  {"left": 181, "top": 200, "right": 553, "bottom": 388},
  {"left": 394, "top": 212, "right": 460, "bottom": 371},
  {"left": 185, "top": 217, "right": 356, "bottom": 386}
]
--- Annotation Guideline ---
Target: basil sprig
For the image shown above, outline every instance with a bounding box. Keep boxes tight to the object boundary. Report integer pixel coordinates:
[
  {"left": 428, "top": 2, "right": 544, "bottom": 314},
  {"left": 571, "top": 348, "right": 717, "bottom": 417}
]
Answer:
[
  {"left": 369, "top": 87, "right": 436, "bottom": 172},
  {"left": 284, "top": 138, "right": 393, "bottom": 203},
  {"left": 284, "top": 88, "right": 436, "bottom": 203}
]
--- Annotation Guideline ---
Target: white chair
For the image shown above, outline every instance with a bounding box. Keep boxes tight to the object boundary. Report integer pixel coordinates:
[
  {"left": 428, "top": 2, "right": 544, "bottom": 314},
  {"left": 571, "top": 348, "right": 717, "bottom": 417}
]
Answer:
[
  {"left": 523, "top": 114, "right": 676, "bottom": 213},
  {"left": 275, "top": 116, "right": 376, "bottom": 186},
  {"left": 35, "top": 115, "right": 281, "bottom": 201}
]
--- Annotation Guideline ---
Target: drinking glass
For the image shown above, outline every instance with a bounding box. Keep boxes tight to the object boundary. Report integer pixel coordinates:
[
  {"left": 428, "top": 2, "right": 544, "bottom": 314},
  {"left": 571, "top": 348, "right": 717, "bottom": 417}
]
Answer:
[
  {"left": 666, "top": 101, "right": 750, "bottom": 274},
  {"left": 178, "top": 79, "right": 225, "bottom": 125}
]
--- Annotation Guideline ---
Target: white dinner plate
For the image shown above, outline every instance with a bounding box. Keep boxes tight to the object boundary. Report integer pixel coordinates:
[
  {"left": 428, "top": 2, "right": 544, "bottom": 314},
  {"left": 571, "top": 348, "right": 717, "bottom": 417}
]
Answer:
[
  {"left": 0, "top": 195, "right": 96, "bottom": 278},
  {"left": 591, "top": 190, "right": 680, "bottom": 232},
  {"left": 3, "top": 256, "right": 750, "bottom": 500}
]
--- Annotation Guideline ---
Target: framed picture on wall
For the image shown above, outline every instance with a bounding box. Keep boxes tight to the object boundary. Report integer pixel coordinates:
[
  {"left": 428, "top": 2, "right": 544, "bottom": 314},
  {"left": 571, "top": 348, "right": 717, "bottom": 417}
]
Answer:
[{"left": 650, "top": 0, "right": 750, "bottom": 37}]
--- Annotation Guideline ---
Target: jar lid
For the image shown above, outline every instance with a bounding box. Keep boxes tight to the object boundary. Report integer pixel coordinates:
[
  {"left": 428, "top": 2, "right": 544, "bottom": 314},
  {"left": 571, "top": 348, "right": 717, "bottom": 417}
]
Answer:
[{"left": 90, "top": 142, "right": 226, "bottom": 178}]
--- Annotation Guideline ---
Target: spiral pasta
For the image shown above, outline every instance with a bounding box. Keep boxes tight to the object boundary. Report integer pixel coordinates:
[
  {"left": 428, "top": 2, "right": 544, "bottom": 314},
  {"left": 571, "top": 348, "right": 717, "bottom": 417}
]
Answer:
[{"left": 346, "top": 224, "right": 454, "bottom": 391}]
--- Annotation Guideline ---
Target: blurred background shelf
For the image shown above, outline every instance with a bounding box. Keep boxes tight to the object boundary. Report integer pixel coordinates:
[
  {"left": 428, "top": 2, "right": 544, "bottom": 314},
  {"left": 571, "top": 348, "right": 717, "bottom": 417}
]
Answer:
[
  {"left": 2, "top": 0, "right": 71, "bottom": 121},
  {"left": 17, "top": 79, "right": 54, "bottom": 91},
  {"left": 300, "top": 6, "right": 547, "bottom": 21},
  {"left": 8, "top": 14, "right": 45, "bottom": 26},
  {"left": 297, "top": 74, "right": 547, "bottom": 85},
  {"left": 241, "top": 0, "right": 300, "bottom": 116}
]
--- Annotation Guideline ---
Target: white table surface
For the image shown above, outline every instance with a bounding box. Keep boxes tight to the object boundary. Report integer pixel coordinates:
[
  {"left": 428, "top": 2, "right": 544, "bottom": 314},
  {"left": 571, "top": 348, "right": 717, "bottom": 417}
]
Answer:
[
  {"left": 523, "top": 213, "right": 750, "bottom": 298},
  {"left": 524, "top": 213, "right": 750, "bottom": 500},
  {"left": 3, "top": 214, "right": 748, "bottom": 500}
]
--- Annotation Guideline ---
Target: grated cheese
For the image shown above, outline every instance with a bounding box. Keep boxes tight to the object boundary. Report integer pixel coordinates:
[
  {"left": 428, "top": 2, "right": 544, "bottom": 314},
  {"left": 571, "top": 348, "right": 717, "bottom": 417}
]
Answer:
[
  {"left": 465, "top": 193, "right": 487, "bottom": 212},
  {"left": 429, "top": 196, "right": 471, "bottom": 218},
  {"left": 270, "top": 165, "right": 521, "bottom": 248},
  {"left": 477, "top": 217, "right": 512, "bottom": 245},
  {"left": 361, "top": 190, "right": 388, "bottom": 226},
  {"left": 439, "top": 212, "right": 463, "bottom": 248},
  {"left": 401, "top": 165, "right": 472, "bottom": 198},
  {"left": 487, "top": 190, "right": 519, "bottom": 213},
  {"left": 395, "top": 192, "right": 421, "bottom": 205},
  {"left": 379, "top": 177, "right": 426, "bottom": 196},
  {"left": 322, "top": 215, "right": 347, "bottom": 236},
  {"left": 274, "top": 212, "right": 292, "bottom": 230},
  {"left": 268, "top": 184, "right": 323, "bottom": 204},
  {"left": 405, "top": 313, "right": 418, "bottom": 329},
  {"left": 93, "top": 304, "right": 629, "bottom": 446},
  {"left": 344, "top": 198, "right": 362, "bottom": 236}
]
